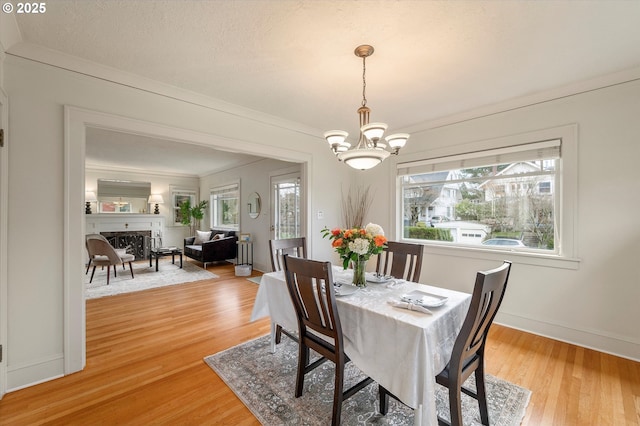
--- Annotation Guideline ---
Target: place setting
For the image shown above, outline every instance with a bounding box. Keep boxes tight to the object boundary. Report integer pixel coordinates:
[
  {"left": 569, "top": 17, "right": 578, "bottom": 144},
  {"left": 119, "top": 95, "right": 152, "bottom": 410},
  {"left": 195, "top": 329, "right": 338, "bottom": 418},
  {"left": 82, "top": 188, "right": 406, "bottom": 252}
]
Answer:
[{"left": 387, "top": 289, "right": 450, "bottom": 315}]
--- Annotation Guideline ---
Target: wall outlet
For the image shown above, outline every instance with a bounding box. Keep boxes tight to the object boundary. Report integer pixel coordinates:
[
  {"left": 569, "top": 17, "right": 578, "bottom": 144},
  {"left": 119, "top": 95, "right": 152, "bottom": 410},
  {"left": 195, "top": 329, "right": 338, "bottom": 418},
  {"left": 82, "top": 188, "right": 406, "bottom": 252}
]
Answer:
[{"left": 317, "top": 210, "right": 324, "bottom": 220}]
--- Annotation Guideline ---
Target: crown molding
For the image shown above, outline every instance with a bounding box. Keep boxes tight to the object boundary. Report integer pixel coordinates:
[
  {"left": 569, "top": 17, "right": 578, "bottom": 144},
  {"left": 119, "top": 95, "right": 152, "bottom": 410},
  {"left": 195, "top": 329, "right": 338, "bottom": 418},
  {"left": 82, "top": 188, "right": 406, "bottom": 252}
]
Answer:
[
  {"left": 7, "top": 41, "right": 323, "bottom": 138},
  {"left": 402, "top": 66, "right": 640, "bottom": 135},
  {"left": 85, "top": 164, "right": 199, "bottom": 180}
]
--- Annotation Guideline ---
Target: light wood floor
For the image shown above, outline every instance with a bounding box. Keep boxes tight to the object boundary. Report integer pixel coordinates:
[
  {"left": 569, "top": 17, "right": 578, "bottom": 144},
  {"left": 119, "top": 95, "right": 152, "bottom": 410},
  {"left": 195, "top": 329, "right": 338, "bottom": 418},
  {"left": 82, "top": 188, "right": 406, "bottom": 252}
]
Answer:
[{"left": 0, "top": 261, "right": 638, "bottom": 425}]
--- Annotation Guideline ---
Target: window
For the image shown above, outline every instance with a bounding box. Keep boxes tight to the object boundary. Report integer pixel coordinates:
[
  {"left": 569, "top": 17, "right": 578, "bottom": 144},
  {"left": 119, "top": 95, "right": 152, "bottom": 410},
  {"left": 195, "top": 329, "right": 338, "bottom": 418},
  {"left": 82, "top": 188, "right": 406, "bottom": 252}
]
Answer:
[
  {"left": 172, "top": 190, "right": 196, "bottom": 226},
  {"left": 210, "top": 183, "right": 239, "bottom": 230},
  {"left": 398, "top": 139, "right": 561, "bottom": 253}
]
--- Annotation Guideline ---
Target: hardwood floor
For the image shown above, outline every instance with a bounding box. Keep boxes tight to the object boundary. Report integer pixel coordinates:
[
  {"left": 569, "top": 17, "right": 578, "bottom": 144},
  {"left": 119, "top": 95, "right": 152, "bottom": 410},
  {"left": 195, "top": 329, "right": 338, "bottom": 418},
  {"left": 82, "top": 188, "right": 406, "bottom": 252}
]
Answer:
[{"left": 0, "top": 261, "right": 638, "bottom": 425}]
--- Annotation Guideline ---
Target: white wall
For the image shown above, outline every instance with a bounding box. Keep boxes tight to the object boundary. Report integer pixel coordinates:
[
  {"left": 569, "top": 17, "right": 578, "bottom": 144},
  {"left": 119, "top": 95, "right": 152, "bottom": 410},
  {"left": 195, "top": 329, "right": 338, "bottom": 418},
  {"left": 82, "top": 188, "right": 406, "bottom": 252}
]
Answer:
[
  {"left": 199, "top": 159, "right": 301, "bottom": 272},
  {"left": 85, "top": 169, "right": 199, "bottom": 248},
  {"left": 358, "top": 80, "right": 640, "bottom": 360},
  {"left": 5, "top": 45, "right": 638, "bottom": 394},
  {"left": 4, "top": 55, "right": 349, "bottom": 390}
]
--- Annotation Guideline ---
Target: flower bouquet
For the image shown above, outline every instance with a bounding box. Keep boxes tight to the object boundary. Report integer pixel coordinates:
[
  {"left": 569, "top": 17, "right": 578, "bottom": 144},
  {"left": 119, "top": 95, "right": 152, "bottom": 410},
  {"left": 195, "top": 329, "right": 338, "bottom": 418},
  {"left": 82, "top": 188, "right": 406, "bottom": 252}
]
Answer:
[{"left": 321, "top": 223, "right": 387, "bottom": 287}]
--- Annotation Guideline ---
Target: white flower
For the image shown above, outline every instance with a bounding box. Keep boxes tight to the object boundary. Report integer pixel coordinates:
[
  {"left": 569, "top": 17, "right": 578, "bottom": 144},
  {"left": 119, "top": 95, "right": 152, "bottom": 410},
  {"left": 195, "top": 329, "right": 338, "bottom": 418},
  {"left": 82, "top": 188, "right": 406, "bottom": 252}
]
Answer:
[
  {"left": 365, "top": 223, "right": 384, "bottom": 236},
  {"left": 349, "top": 238, "right": 371, "bottom": 255}
]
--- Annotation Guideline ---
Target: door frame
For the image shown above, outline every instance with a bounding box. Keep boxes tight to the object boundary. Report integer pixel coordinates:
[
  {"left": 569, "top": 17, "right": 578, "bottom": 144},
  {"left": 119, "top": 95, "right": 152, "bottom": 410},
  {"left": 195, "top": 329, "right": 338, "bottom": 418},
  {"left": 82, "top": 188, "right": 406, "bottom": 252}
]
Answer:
[
  {"left": 0, "top": 89, "right": 8, "bottom": 398},
  {"left": 64, "top": 106, "right": 312, "bottom": 374}
]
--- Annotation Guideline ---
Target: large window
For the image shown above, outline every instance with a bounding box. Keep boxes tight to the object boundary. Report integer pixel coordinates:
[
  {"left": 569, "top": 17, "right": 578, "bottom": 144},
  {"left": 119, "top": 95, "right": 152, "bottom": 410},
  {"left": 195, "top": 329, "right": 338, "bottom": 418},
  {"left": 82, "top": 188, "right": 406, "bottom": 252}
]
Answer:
[
  {"left": 210, "top": 183, "right": 239, "bottom": 230},
  {"left": 398, "top": 140, "right": 561, "bottom": 253}
]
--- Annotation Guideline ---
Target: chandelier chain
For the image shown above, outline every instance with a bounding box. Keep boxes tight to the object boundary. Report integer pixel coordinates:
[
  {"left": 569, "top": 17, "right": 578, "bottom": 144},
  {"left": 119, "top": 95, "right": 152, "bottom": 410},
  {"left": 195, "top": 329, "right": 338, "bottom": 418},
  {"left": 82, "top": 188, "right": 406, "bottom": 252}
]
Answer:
[{"left": 361, "top": 56, "right": 367, "bottom": 107}]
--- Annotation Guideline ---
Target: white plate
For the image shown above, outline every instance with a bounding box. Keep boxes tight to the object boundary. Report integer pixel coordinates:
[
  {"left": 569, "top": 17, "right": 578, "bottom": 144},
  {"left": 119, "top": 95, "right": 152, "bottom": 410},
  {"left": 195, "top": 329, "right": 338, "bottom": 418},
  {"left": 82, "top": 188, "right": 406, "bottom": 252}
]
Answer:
[
  {"left": 366, "top": 273, "right": 394, "bottom": 283},
  {"left": 401, "top": 290, "right": 448, "bottom": 308},
  {"left": 334, "top": 283, "right": 359, "bottom": 297}
]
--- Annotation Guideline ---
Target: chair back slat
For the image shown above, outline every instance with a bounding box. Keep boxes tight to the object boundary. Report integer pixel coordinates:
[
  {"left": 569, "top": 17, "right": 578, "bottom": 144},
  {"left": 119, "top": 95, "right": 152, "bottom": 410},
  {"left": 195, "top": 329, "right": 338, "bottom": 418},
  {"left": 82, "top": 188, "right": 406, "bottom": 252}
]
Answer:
[
  {"left": 452, "top": 261, "right": 512, "bottom": 367},
  {"left": 376, "top": 241, "right": 424, "bottom": 282},
  {"left": 269, "top": 237, "right": 307, "bottom": 272},
  {"left": 283, "top": 255, "right": 342, "bottom": 350}
]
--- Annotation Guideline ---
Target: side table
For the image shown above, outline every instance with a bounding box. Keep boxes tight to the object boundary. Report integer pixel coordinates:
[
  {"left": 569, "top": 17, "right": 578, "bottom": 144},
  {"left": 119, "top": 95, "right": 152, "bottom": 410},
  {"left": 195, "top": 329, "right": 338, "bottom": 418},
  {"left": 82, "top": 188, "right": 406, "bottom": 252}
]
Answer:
[
  {"left": 236, "top": 241, "right": 253, "bottom": 276},
  {"left": 150, "top": 247, "right": 183, "bottom": 272}
]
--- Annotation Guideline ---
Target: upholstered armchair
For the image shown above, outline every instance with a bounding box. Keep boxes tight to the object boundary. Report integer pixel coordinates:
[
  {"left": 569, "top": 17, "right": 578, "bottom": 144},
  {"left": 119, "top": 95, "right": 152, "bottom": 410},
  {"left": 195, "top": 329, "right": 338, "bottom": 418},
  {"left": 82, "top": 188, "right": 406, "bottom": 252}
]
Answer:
[{"left": 184, "top": 229, "right": 238, "bottom": 268}]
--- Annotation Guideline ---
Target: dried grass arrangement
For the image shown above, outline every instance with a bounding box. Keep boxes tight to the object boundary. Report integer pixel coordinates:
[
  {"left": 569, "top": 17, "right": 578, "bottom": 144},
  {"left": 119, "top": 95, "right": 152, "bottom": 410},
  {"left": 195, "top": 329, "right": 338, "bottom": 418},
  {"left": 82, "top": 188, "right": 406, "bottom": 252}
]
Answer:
[{"left": 341, "top": 185, "right": 374, "bottom": 229}]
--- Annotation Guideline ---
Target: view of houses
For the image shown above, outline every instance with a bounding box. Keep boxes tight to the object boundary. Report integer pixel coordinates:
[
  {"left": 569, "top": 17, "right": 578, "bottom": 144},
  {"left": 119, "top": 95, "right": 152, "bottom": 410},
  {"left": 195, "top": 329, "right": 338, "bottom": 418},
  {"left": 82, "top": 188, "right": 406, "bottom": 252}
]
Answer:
[{"left": 402, "top": 158, "right": 556, "bottom": 249}]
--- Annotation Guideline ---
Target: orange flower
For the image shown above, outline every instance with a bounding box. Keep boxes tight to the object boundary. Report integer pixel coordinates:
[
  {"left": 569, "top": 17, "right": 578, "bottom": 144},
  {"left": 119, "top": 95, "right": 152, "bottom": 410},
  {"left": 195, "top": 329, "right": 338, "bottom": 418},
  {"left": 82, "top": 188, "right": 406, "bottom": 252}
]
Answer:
[
  {"left": 374, "top": 235, "right": 387, "bottom": 247},
  {"left": 343, "top": 229, "right": 354, "bottom": 238},
  {"left": 359, "top": 229, "right": 366, "bottom": 235},
  {"left": 331, "top": 228, "right": 341, "bottom": 236},
  {"left": 332, "top": 238, "right": 343, "bottom": 248}
]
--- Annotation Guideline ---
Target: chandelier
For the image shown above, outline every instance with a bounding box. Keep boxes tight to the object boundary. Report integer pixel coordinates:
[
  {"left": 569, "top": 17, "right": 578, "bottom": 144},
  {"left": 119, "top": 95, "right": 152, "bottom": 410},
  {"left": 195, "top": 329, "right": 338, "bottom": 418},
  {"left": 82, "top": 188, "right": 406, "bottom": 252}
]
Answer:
[{"left": 324, "top": 45, "right": 409, "bottom": 170}]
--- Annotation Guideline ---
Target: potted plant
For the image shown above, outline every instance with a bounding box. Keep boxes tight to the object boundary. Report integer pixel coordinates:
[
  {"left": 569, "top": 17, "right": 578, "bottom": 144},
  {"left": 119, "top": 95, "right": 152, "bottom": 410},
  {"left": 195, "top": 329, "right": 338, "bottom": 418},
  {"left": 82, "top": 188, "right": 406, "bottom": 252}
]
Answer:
[{"left": 179, "top": 199, "right": 208, "bottom": 236}]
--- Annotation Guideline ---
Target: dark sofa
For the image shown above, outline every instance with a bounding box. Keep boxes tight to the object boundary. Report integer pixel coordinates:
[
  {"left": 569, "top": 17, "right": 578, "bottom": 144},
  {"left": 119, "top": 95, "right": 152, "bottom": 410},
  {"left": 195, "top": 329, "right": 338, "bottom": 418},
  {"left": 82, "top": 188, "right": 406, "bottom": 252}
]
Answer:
[{"left": 184, "top": 229, "right": 238, "bottom": 268}]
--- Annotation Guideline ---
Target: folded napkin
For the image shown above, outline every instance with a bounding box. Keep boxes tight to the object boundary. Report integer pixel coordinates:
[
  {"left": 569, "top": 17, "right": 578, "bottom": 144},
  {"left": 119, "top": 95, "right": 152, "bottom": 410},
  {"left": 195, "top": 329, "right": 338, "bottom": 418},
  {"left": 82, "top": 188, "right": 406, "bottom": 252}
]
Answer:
[{"left": 387, "top": 300, "right": 433, "bottom": 315}]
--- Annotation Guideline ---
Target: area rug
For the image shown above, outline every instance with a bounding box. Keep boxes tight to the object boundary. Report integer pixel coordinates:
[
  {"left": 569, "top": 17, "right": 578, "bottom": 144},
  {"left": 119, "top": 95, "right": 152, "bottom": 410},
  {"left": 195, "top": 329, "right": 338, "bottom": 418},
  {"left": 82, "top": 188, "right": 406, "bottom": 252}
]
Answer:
[
  {"left": 85, "top": 260, "right": 218, "bottom": 299},
  {"left": 204, "top": 335, "right": 531, "bottom": 425}
]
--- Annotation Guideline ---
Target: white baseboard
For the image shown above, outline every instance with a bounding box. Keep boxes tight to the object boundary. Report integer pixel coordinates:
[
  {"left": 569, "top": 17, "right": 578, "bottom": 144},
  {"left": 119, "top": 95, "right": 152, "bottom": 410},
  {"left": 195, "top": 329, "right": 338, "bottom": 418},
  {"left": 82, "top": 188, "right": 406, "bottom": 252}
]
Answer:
[
  {"left": 495, "top": 311, "right": 640, "bottom": 362},
  {"left": 7, "top": 353, "right": 64, "bottom": 392}
]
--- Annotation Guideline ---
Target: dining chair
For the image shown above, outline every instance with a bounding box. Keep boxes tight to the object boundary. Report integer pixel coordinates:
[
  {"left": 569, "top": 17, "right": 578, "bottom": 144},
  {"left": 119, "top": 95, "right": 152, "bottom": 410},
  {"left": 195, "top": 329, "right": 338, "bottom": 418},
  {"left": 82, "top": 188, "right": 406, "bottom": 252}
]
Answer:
[
  {"left": 269, "top": 237, "right": 307, "bottom": 272},
  {"left": 376, "top": 240, "right": 424, "bottom": 282},
  {"left": 379, "top": 260, "right": 512, "bottom": 426},
  {"left": 269, "top": 237, "right": 307, "bottom": 343},
  {"left": 87, "top": 237, "right": 135, "bottom": 285},
  {"left": 283, "top": 255, "right": 374, "bottom": 426}
]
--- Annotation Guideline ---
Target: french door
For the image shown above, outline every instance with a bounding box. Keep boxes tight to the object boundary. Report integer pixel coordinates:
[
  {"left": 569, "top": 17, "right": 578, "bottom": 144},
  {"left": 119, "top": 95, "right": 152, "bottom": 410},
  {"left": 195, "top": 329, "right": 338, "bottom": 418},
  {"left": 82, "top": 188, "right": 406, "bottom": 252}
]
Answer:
[{"left": 270, "top": 173, "right": 302, "bottom": 240}]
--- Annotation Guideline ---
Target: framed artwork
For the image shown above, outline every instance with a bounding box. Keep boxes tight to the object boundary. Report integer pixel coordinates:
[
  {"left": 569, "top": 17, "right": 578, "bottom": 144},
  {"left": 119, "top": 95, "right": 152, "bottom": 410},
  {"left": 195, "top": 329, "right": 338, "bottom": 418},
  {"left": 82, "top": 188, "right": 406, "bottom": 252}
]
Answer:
[{"left": 239, "top": 233, "right": 251, "bottom": 242}]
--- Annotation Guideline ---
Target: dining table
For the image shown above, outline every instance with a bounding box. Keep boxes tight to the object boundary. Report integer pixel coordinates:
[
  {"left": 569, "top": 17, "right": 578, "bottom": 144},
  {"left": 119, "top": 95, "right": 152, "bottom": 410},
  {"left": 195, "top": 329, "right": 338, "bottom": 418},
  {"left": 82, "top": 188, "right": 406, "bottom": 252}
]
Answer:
[{"left": 250, "top": 266, "right": 472, "bottom": 426}]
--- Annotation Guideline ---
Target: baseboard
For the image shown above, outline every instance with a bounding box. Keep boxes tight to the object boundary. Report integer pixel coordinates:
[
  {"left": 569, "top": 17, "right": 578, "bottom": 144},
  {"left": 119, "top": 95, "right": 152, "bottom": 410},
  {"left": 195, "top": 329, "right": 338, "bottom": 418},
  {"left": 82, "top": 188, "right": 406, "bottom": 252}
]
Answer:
[
  {"left": 495, "top": 311, "right": 640, "bottom": 362},
  {"left": 7, "top": 353, "right": 65, "bottom": 392}
]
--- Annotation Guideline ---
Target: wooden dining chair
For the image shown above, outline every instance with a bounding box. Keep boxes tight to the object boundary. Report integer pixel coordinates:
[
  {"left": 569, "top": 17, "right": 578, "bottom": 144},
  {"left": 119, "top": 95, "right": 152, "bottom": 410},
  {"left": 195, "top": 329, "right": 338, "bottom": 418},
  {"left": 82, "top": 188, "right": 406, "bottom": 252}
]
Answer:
[
  {"left": 379, "top": 260, "right": 512, "bottom": 426},
  {"left": 269, "top": 237, "right": 307, "bottom": 272},
  {"left": 269, "top": 237, "right": 307, "bottom": 343},
  {"left": 283, "top": 255, "right": 374, "bottom": 426},
  {"left": 376, "top": 240, "right": 424, "bottom": 282},
  {"left": 87, "top": 237, "right": 135, "bottom": 285}
]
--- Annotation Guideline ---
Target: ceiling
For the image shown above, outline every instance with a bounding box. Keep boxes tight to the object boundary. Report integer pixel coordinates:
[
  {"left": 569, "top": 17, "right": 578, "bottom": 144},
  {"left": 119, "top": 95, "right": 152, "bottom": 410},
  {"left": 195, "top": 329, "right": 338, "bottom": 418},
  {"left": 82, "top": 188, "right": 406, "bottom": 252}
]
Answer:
[{"left": 9, "top": 1, "right": 640, "bottom": 175}]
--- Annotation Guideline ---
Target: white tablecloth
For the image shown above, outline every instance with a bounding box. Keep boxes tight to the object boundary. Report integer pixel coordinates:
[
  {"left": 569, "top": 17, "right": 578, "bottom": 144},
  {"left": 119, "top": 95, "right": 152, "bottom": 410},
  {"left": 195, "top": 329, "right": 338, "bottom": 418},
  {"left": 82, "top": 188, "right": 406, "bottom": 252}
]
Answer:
[{"left": 250, "top": 267, "right": 471, "bottom": 426}]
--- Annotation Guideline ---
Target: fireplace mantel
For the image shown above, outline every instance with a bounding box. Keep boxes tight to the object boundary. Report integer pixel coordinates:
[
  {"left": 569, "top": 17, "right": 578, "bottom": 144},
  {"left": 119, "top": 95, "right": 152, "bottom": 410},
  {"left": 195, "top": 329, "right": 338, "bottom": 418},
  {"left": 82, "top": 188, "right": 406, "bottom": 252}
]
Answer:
[{"left": 85, "top": 214, "right": 164, "bottom": 238}]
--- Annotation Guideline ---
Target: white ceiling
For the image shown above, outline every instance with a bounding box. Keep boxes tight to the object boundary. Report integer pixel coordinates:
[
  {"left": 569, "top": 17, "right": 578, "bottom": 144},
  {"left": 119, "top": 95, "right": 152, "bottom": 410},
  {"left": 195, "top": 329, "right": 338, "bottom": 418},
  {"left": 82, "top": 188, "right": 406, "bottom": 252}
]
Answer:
[{"left": 9, "top": 1, "right": 640, "bottom": 175}]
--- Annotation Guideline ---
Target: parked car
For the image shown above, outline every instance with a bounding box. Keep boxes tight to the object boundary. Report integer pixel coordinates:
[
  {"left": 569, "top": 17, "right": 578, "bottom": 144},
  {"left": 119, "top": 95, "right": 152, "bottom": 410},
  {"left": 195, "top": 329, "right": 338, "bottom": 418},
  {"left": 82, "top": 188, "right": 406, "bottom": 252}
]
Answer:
[
  {"left": 482, "top": 238, "right": 526, "bottom": 247},
  {"left": 428, "top": 216, "right": 450, "bottom": 226}
]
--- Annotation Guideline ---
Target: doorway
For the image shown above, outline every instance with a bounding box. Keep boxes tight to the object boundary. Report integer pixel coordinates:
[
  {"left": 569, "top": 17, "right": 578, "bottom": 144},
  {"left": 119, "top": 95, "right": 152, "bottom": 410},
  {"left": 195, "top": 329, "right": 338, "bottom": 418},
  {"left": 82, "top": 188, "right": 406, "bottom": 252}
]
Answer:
[
  {"left": 270, "top": 172, "right": 302, "bottom": 240},
  {"left": 64, "top": 107, "right": 312, "bottom": 376}
]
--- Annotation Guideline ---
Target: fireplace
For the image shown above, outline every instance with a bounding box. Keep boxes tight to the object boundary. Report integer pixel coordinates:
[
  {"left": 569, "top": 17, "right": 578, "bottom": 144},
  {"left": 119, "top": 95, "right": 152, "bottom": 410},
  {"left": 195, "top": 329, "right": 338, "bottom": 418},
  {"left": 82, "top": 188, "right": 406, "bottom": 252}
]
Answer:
[{"left": 101, "top": 231, "right": 152, "bottom": 260}]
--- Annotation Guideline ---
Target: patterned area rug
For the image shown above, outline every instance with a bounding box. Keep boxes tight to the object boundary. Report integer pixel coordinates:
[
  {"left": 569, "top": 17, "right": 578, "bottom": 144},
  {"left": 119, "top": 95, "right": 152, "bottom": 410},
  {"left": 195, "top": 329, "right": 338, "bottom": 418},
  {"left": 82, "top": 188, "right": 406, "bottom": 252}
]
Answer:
[
  {"left": 204, "top": 335, "right": 531, "bottom": 425},
  {"left": 85, "top": 260, "right": 218, "bottom": 299}
]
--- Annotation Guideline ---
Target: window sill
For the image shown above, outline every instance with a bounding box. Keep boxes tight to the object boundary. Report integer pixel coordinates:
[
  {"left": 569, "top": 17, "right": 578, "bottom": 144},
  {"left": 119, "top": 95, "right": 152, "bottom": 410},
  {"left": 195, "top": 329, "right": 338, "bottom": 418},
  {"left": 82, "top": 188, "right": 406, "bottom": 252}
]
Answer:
[{"left": 409, "top": 240, "right": 581, "bottom": 270}]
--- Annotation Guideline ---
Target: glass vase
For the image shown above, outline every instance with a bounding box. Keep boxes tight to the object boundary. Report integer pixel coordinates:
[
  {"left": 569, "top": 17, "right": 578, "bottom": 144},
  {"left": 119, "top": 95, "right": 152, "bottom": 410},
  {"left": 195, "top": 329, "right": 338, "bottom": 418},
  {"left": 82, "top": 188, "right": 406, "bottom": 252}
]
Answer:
[{"left": 352, "top": 259, "right": 367, "bottom": 288}]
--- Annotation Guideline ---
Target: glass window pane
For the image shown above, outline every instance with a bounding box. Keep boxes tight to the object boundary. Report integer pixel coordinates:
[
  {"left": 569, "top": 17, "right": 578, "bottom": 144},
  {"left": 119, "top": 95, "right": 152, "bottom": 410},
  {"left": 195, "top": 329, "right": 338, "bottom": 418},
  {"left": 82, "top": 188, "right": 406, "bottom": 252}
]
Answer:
[{"left": 401, "top": 154, "right": 558, "bottom": 252}]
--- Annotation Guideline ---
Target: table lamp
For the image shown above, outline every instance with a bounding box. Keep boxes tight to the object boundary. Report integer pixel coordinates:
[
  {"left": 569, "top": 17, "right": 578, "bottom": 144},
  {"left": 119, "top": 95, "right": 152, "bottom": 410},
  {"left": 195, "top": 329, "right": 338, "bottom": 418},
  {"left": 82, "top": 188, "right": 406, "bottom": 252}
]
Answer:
[{"left": 148, "top": 194, "right": 164, "bottom": 214}]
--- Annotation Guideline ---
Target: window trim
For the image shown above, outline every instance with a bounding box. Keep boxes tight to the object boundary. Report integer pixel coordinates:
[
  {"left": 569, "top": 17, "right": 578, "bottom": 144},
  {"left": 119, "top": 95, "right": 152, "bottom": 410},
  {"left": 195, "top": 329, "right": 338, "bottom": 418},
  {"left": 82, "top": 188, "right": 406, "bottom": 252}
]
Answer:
[{"left": 392, "top": 124, "right": 579, "bottom": 270}]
